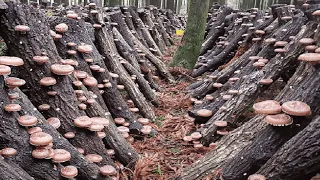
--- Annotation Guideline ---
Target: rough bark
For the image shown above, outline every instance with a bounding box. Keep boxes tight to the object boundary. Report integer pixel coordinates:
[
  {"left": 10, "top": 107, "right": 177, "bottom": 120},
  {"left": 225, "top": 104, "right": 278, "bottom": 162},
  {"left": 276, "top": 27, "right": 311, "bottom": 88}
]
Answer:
[
  {"left": 180, "top": 60, "right": 320, "bottom": 180},
  {"left": 92, "top": 11, "right": 156, "bottom": 120},
  {"left": 199, "top": 18, "right": 311, "bottom": 146},
  {"left": 0, "top": 158, "right": 34, "bottom": 180},
  {"left": 0, "top": 2, "right": 113, "bottom": 165},
  {"left": 108, "top": 9, "right": 174, "bottom": 82}
]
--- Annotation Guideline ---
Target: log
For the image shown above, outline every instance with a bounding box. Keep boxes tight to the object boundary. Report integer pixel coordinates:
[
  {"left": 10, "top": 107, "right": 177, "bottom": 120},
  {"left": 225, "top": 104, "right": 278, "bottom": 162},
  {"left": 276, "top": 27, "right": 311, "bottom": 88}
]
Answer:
[
  {"left": 91, "top": 11, "right": 156, "bottom": 120},
  {"left": 150, "top": 7, "right": 173, "bottom": 46},
  {"left": 111, "top": 9, "right": 174, "bottom": 82},
  {"left": 0, "top": 158, "right": 34, "bottom": 180},
  {"left": 0, "top": 78, "right": 110, "bottom": 179},
  {"left": 179, "top": 60, "right": 320, "bottom": 180},
  {"left": 0, "top": 2, "right": 113, "bottom": 165},
  {"left": 200, "top": 6, "right": 233, "bottom": 55}
]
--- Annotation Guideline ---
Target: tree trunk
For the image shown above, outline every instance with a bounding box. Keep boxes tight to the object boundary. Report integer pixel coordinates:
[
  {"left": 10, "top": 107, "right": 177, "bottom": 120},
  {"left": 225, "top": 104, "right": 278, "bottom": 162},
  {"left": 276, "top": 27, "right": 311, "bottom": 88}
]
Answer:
[{"left": 169, "top": 0, "right": 210, "bottom": 69}]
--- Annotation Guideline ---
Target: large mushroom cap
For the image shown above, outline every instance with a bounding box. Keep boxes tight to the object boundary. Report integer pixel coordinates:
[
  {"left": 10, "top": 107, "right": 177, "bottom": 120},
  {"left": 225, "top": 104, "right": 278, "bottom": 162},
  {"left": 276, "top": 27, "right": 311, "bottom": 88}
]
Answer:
[
  {"left": 32, "top": 148, "right": 50, "bottom": 159},
  {"left": 248, "top": 174, "right": 266, "bottom": 180},
  {"left": 33, "top": 56, "right": 49, "bottom": 64},
  {"left": 5, "top": 77, "right": 26, "bottom": 88},
  {"left": 100, "top": 165, "right": 117, "bottom": 176},
  {"left": 51, "top": 64, "right": 74, "bottom": 75},
  {"left": 281, "top": 101, "right": 311, "bottom": 116},
  {"left": 61, "top": 166, "right": 78, "bottom": 178},
  {"left": 0, "top": 56, "right": 24, "bottom": 66},
  {"left": 85, "top": 154, "right": 103, "bottom": 163},
  {"left": 1, "top": 147, "right": 17, "bottom": 157},
  {"left": 253, "top": 100, "right": 282, "bottom": 114},
  {"left": 47, "top": 117, "right": 61, "bottom": 129},
  {"left": 264, "top": 114, "right": 293, "bottom": 126},
  {"left": 40, "top": 77, "right": 57, "bottom": 86},
  {"left": 83, "top": 76, "right": 98, "bottom": 87},
  {"left": 29, "top": 132, "right": 53, "bottom": 146},
  {"left": 14, "top": 25, "right": 30, "bottom": 32},
  {"left": 55, "top": 23, "right": 68, "bottom": 33},
  {"left": 17, "top": 115, "right": 38, "bottom": 127},
  {"left": 74, "top": 116, "right": 92, "bottom": 128},
  {"left": 52, "top": 149, "right": 71, "bottom": 163},
  {"left": 297, "top": 53, "right": 320, "bottom": 65},
  {"left": 298, "top": 38, "right": 315, "bottom": 45},
  {"left": 196, "top": 109, "right": 213, "bottom": 117},
  {"left": 77, "top": 44, "right": 93, "bottom": 53},
  {"left": 4, "top": 103, "right": 22, "bottom": 112},
  {"left": 0, "top": 65, "right": 11, "bottom": 75}
]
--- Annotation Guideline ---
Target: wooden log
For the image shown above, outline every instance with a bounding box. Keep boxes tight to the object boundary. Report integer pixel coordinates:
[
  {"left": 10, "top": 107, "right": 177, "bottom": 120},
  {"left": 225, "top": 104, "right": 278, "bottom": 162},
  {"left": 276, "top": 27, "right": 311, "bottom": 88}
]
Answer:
[
  {"left": 123, "top": 7, "right": 162, "bottom": 57},
  {"left": 200, "top": 6, "right": 233, "bottom": 55},
  {"left": 0, "top": 158, "right": 34, "bottom": 180},
  {"left": 179, "top": 60, "right": 320, "bottom": 180},
  {"left": 151, "top": 7, "right": 173, "bottom": 46},
  {"left": 199, "top": 18, "right": 313, "bottom": 146},
  {"left": 138, "top": 8, "right": 166, "bottom": 53},
  {"left": 109, "top": 9, "right": 174, "bottom": 82},
  {"left": 256, "top": 116, "right": 320, "bottom": 180},
  {"left": 91, "top": 11, "right": 156, "bottom": 120},
  {"left": 222, "top": 63, "right": 320, "bottom": 180},
  {"left": 0, "top": 2, "right": 113, "bottom": 165},
  {"left": 0, "top": 78, "right": 110, "bottom": 179}
]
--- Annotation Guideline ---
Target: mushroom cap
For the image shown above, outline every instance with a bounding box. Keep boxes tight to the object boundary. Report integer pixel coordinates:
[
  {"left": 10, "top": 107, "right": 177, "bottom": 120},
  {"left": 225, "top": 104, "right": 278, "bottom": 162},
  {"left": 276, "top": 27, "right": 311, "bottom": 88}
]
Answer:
[
  {"left": 114, "top": 117, "right": 125, "bottom": 124},
  {"left": 264, "top": 114, "right": 293, "bottom": 126},
  {"left": 51, "top": 64, "right": 74, "bottom": 75},
  {"left": 106, "top": 149, "right": 115, "bottom": 156},
  {"left": 214, "top": 120, "right": 228, "bottom": 127},
  {"left": 91, "top": 117, "right": 109, "bottom": 126},
  {"left": 67, "top": 42, "right": 77, "bottom": 47},
  {"left": 77, "top": 44, "right": 93, "bottom": 53},
  {"left": 213, "top": 83, "right": 223, "bottom": 88},
  {"left": 141, "top": 125, "right": 152, "bottom": 135},
  {"left": 4, "top": 103, "right": 22, "bottom": 112},
  {"left": 66, "top": 13, "right": 78, "bottom": 19},
  {"left": 196, "top": 109, "right": 213, "bottom": 117},
  {"left": 281, "top": 101, "right": 311, "bottom": 116},
  {"left": 27, "top": 127, "right": 43, "bottom": 134},
  {"left": 61, "top": 166, "right": 78, "bottom": 178},
  {"left": 40, "top": 77, "right": 57, "bottom": 86},
  {"left": 100, "top": 165, "right": 117, "bottom": 176},
  {"left": 274, "top": 48, "right": 288, "bottom": 53},
  {"left": 190, "top": 132, "right": 202, "bottom": 140},
  {"left": 5, "top": 77, "right": 26, "bottom": 88},
  {"left": 17, "top": 115, "right": 38, "bottom": 127},
  {"left": 14, "top": 25, "right": 30, "bottom": 32},
  {"left": 249, "top": 56, "right": 263, "bottom": 61},
  {"left": 259, "top": 78, "right": 273, "bottom": 85},
  {"left": 138, "top": 118, "right": 149, "bottom": 125},
  {"left": 298, "top": 53, "right": 320, "bottom": 64},
  {"left": 64, "top": 132, "right": 76, "bottom": 139},
  {"left": 248, "top": 174, "right": 266, "bottom": 180},
  {"left": 38, "top": 104, "right": 50, "bottom": 111},
  {"left": 29, "top": 132, "right": 53, "bottom": 146},
  {"left": 74, "top": 116, "right": 92, "bottom": 128},
  {"left": 274, "top": 41, "right": 288, "bottom": 47},
  {"left": 74, "top": 70, "right": 87, "bottom": 79},
  {"left": 253, "top": 100, "right": 282, "bottom": 114},
  {"left": 85, "top": 154, "right": 103, "bottom": 163},
  {"left": 83, "top": 76, "right": 98, "bottom": 87},
  {"left": 55, "top": 23, "right": 68, "bottom": 33},
  {"left": 299, "top": 38, "right": 315, "bottom": 45},
  {"left": 33, "top": 56, "right": 49, "bottom": 64},
  {"left": 32, "top": 148, "right": 50, "bottom": 159},
  {"left": 61, "top": 59, "right": 78, "bottom": 66},
  {"left": 52, "top": 149, "right": 71, "bottom": 163},
  {"left": 0, "top": 65, "right": 11, "bottom": 75},
  {"left": 183, "top": 136, "right": 193, "bottom": 142},
  {"left": 264, "top": 38, "right": 277, "bottom": 43},
  {"left": 305, "top": 45, "right": 318, "bottom": 52},
  {"left": 1, "top": 147, "right": 17, "bottom": 157},
  {"left": 88, "top": 124, "right": 105, "bottom": 131},
  {"left": 255, "top": 30, "right": 265, "bottom": 35},
  {"left": 117, "top": 126, "right": 130, "bottom": 133},
  {"left": 97, "top": 131, "right": 106, "bottom": 138},
  {"left": 47, "top": 117, "right": 61, "bottom": 129},
  {"left": 216, "top": 129, "right": 229, "bottom": 135}
]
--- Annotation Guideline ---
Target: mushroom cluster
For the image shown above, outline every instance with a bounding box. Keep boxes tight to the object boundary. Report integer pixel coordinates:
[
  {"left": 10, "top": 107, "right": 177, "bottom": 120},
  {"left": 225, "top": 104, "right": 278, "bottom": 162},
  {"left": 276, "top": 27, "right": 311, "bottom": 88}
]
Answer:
[{"left": 253, "top": 100, "right": 311, "bottom": 126}]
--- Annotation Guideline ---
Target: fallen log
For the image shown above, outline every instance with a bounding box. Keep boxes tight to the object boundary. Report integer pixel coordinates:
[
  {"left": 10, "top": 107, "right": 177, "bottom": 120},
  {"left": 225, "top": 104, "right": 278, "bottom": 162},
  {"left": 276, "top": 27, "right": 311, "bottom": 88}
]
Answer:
[{"left": 0, "top": 158, "right": 34, "bottom": 180}]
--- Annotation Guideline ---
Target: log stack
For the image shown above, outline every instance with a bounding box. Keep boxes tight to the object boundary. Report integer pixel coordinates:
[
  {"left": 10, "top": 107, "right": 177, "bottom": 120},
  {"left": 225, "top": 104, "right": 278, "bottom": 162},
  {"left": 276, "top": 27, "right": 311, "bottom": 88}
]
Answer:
[
  {"left": 0, "top": 1, "right": 184, "bottom": 179},
  {"left": 180, "top": 2, "right": 320, "bottom": 180}
]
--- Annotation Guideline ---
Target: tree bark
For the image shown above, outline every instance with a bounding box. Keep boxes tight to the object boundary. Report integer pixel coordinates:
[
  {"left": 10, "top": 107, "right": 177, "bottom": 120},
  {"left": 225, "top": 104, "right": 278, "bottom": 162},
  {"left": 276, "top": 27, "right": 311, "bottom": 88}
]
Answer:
[{"left": 169, "top": 0, "right": 210, "bottom": 69}]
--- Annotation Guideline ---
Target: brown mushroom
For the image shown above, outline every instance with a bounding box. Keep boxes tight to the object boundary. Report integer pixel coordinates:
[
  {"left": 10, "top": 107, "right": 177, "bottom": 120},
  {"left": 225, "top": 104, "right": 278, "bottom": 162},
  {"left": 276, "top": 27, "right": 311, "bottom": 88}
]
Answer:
[
  {"left": 264, "top": 114, "right": 293, "bottom": 126},
  {"left": 281, "top": 101, "right": 311, "bottom": 116},
  {"left": 253, "top": 100, "right": 282, "bottom": 114}
]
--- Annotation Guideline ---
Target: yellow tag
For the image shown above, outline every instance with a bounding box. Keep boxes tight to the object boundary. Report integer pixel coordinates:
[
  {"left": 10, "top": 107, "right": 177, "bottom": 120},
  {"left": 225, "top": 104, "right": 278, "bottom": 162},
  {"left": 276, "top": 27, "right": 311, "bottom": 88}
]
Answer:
[{"left": 176, "top": 29, "right": 184, "bottom": 36}]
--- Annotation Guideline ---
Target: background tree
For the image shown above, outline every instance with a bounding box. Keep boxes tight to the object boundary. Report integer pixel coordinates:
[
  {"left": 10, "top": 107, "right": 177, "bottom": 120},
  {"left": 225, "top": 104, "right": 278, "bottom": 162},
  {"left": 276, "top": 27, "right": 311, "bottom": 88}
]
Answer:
[{"left": 169, "top": 0, "right": 209, "bottom": 69}]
